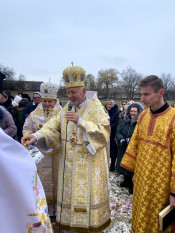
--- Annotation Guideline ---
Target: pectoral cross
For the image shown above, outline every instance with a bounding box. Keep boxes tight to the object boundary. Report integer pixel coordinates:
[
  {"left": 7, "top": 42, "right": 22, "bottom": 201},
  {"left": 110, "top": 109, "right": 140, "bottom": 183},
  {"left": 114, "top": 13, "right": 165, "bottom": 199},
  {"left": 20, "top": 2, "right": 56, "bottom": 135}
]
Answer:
[{"left": 70, "top": 133, "right": 77, "bottom": 145}]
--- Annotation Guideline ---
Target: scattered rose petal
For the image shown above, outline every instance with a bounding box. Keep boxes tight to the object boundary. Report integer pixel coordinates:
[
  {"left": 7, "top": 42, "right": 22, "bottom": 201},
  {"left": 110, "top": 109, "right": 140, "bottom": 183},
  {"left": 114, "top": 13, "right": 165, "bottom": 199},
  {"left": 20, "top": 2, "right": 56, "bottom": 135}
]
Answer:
[
  {"left": 111, "top": 205, "right": 115, "bottom": 209},
  {"left": 122, "top": 209, "right": 127, "bottom": 213}
]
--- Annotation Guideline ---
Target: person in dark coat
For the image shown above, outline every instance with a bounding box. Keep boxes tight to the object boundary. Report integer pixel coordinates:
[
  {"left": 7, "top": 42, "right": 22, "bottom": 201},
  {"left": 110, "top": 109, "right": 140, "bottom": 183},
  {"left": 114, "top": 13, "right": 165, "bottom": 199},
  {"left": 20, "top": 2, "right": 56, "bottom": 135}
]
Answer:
[
  {"left": 115, "top": 102, "right": 144, "bottom": 194},
  {"left": 23, "top": 92, "right": 41, "bottom": 120},
  {"left": 16, "top": 98, "right": 30, "bottom": 141},
  {"left": 105, "top": 100, "right": 119, "bottom": 171}
]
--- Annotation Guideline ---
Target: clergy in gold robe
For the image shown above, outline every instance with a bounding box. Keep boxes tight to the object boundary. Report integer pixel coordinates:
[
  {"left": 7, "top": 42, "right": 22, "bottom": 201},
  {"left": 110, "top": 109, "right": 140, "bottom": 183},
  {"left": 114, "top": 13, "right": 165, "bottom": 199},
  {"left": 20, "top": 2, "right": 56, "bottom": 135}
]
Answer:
[
  {"left": 22, "top": 65, "right": 111, "bottom": 232},
  {"left": 121, "top": 75, "right": 175, "bottom": 233},
  {"left": 23, "top": 81, "right": 62, "bottom": 216}
]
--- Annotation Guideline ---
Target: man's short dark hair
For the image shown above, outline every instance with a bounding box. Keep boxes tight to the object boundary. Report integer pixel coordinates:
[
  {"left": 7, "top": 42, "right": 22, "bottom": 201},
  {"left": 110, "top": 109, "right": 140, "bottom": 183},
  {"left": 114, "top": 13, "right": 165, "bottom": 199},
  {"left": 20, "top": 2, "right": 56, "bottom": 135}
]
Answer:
[{"left": 139, "top": 75, "right": 164, "bottom": 92}]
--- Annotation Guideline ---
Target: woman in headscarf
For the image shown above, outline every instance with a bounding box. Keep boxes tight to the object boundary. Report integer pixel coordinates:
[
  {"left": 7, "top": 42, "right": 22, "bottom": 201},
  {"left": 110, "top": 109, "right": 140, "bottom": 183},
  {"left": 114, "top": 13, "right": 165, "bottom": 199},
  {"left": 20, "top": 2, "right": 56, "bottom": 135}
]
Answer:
[
  {"left": 105, "top": 100, "right": 119, "bottom": 171},
  {"left": 115, "top": 102, "right": 144, "bottom": 194}
]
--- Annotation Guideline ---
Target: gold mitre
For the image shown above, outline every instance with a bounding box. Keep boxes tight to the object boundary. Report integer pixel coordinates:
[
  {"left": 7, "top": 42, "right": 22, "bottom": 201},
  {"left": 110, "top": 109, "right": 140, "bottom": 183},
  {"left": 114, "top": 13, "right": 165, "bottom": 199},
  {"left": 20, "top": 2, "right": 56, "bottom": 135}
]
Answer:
[
  {"left": 40, "top": 81, "right": 59, "bottom": 99},
  {"left": 63, "top": 64, "right": 86, "bottom": 89}
]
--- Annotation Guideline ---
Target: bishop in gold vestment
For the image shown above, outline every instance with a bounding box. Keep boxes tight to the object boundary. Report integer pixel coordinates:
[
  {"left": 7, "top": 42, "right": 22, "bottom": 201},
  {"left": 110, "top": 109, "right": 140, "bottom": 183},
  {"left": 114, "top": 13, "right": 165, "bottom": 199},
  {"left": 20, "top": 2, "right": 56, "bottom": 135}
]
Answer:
[
  {"left": 121, "top": 103, "right": 175, "bottom": 233},
  {"left": 33, "top": 91, "right": 111, "bottom": 232}
]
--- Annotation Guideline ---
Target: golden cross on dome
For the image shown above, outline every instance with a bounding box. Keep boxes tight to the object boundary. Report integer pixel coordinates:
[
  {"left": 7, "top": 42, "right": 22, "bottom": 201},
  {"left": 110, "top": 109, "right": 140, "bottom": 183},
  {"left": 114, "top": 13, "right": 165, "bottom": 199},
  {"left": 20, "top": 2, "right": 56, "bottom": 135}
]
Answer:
[{"left": 71, "top": 62, "right": 74, "bottom": 66}]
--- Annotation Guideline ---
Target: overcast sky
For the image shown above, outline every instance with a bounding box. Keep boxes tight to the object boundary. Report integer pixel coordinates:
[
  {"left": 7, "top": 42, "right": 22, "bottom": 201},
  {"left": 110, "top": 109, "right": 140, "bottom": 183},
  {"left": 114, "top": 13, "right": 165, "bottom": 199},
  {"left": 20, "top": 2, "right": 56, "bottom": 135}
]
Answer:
[{"left": 1, "top": 0, "right": 175, "bottom": 84}]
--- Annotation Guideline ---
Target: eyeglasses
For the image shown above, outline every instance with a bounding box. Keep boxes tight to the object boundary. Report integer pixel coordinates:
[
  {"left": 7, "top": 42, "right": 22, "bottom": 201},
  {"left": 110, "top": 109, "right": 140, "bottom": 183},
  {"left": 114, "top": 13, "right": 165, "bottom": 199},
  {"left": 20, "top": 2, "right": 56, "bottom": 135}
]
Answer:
[{"left": 33, "top": 97, "right": 41, "bottom": 99}]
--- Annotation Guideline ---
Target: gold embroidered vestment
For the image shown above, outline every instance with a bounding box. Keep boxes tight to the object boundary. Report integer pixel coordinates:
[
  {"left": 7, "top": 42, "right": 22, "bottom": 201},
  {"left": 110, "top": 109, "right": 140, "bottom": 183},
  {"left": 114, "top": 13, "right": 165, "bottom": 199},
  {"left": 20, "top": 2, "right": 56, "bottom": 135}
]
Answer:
[
  {"left": 34, "top": 93, "right": 111, "bottom": 232},
  {"left": 23, "top": 102, "right": 62, "bottom": 210},
  {"left": 121, "top": 107, "right": 175, "bottom": 233}
]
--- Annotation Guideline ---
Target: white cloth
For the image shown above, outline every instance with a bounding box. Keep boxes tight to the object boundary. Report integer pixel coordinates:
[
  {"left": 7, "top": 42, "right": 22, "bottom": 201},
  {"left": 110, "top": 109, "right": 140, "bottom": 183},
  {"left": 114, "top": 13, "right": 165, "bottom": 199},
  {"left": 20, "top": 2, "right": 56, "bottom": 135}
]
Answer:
[
  {"left": 25, "top": 144, "right": 45, "bottom": 164},
  {"left": 12, "top": 95, "right": 22, "bottom": 106},
  {"left": 0, "top": 129, "right": 53, "bottom": 233}
]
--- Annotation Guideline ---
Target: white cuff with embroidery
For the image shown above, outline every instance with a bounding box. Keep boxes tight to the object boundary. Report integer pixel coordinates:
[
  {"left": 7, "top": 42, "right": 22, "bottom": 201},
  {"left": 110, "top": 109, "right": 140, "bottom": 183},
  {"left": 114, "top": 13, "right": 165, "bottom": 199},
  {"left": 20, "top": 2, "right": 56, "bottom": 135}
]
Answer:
[
  {"left": 86, "top": 143, "right": 95, "bottom": 155},
  {"left": 32, "top": 133, "right": 38, "bottom": 141},
  {"left": 32, "top": 133, "right": 53, "bottom": 153},
  {"left": 83, "top": 129, "right": 95, "bottom": 155},
  {"left": 76, "top": 117, "right": 82, "bottom": 126}
]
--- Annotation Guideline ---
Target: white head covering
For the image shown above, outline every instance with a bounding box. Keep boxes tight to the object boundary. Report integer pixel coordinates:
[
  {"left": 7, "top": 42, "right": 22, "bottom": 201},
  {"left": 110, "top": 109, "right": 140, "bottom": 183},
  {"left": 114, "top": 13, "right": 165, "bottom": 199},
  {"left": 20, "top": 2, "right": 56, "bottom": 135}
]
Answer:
[
  {"left": 33, "top": 92, "right": 41, "bottom": 98},
  {"left": 0, "top": 129, "right": 53, "bottom": 233}
]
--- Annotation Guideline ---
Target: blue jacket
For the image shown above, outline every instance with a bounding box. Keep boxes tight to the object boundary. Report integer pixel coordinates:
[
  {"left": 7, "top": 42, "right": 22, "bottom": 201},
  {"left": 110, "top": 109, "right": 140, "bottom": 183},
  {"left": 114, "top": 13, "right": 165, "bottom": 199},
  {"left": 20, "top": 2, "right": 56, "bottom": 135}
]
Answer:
[{"left": 23, "top": 102, "right": 37, "bottom": 119}]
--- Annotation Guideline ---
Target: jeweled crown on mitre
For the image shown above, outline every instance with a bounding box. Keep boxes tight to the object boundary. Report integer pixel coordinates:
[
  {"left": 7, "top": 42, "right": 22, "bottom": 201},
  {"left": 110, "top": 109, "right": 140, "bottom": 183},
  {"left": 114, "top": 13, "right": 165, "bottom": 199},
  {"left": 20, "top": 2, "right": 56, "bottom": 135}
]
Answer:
[
  {"left": 40, "top": 81, "right": 59, "bottom": 99},
  {"left": 63, "top": 63, "right": 86, "bottom": 89}
]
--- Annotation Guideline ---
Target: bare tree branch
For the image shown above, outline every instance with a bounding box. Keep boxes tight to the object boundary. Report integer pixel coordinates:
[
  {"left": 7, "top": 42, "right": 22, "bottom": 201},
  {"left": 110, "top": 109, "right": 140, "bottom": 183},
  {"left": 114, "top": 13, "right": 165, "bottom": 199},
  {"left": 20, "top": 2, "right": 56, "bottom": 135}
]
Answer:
[
  {"left": 120, "top": 67, "right": 143, "bottom": 99},
  {"left": 97, "top": 68, "right": 119, "bottom": 98},
  {"left": 0, "top": 64, "right": 16, "bottom": 80}
]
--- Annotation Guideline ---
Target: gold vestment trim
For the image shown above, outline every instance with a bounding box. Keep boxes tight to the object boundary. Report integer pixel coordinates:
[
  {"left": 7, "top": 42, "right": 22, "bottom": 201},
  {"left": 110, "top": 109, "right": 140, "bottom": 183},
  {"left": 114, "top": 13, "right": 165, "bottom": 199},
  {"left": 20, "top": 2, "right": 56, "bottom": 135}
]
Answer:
[
  {"left": 55, "top": 218, "right": 111, "bottom": 232},
  {"left": 74, "top": 207, "right": 87, "bottom": 212},
  {"left": 57, "top": 199, "right": 109, "bottom": 209}
]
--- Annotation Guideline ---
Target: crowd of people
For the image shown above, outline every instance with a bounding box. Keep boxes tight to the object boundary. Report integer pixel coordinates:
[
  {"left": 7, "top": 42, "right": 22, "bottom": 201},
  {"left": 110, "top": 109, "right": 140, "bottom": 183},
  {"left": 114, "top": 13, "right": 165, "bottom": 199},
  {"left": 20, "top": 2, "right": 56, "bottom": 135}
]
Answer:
[
  {"left": 1, "top": 65, "right": 175, "bottom": 233},
  {"left": 0, "top": 92, "right": 42, "bottom": 140}
]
